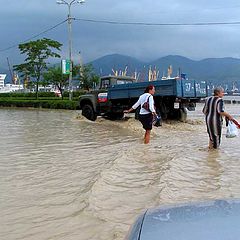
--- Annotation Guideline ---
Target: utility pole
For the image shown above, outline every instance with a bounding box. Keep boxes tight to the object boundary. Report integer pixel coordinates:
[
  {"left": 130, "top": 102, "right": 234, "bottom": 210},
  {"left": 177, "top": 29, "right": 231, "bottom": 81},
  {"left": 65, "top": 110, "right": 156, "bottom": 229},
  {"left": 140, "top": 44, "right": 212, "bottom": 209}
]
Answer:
[
  {"left": 57, "top": 0, "right": 85, "bottom": 100},
  {"left": 79, "top": 51, "right": 84, "bottom": 76}
]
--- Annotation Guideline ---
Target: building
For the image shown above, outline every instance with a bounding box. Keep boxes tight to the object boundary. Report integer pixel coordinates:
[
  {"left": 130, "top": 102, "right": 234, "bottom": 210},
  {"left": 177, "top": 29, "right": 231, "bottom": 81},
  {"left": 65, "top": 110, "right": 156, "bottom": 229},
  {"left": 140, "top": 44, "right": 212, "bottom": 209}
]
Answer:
[
  {"left": 0, "top": 74, "right": 6, "bottom": 89},
  {"left": 0, "top": 74, "right": 24, "bottom": 93}
]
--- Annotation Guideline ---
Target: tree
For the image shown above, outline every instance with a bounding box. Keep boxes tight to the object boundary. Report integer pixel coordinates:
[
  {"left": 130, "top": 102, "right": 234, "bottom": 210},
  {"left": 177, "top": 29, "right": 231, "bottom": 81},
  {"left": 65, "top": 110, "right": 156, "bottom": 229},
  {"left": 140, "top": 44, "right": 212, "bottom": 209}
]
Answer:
[
  {"left": 43, "top": 65, "right": 79, "bottom": 99},
  {"left": 14, "top": 38, "right": 62, "bottom": 99},
  {"left": 43, "top": 67, "right": 68, "bottom": 99},
  {"left": 13, "top": 63, "right": 31, "bottom": 89},
  {"left": 79, "top": 64, "right": 100, "bottom": 91}
]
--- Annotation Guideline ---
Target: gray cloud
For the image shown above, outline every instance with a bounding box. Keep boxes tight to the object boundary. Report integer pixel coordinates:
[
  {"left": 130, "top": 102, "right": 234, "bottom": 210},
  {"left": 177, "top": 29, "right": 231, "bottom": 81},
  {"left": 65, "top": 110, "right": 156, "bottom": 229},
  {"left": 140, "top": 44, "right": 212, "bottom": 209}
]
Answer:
[{"left": 1, "top": 0, "right": 240, "bottom": 69}]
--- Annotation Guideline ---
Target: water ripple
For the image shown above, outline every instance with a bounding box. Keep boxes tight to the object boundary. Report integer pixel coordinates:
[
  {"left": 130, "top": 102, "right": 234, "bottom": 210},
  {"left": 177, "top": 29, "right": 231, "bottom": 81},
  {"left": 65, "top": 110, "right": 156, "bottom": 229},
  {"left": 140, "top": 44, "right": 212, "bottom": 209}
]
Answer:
[{"left": 1, "top": 107, "right": 240, "bottom": 240}]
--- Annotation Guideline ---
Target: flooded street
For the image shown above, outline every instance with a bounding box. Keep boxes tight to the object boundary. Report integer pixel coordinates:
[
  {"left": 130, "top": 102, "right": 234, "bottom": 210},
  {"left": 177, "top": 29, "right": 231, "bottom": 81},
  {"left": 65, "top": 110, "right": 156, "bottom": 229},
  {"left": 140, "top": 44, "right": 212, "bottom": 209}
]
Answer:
[{"left": 0, "top": 104, "right": 240, "bottom": 240}]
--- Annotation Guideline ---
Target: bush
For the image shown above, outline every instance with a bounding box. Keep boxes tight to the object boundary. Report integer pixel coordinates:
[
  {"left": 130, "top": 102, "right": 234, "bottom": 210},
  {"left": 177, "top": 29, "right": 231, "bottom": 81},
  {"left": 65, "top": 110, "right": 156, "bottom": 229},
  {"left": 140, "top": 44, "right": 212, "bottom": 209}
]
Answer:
[
  {"left": 0, "top": 92, "right": 56, "bottom": 98},
  {"left": 0, "top": 90, "right": 87, "bottom": 99},
  {"left": 0, "top": 99, "right": 79, "bottom": 110},
  {"left": 62, "top": 90, "right": 86, "bottom": 98},
  {"left": 40, "top": 100, "right": 78, "bottom": 109}
]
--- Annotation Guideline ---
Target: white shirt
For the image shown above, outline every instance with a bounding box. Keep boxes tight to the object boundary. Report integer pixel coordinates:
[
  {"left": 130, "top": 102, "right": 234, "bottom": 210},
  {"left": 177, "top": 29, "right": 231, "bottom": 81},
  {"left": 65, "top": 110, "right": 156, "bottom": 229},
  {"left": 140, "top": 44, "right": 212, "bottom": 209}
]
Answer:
[{"left": 132, "top": 93, "right": 155, "bottom": 115}]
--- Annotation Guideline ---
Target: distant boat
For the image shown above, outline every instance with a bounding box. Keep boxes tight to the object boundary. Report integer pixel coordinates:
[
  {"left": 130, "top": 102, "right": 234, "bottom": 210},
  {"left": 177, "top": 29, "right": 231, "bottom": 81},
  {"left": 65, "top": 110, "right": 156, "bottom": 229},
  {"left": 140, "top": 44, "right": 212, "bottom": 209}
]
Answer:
[
  {"left": 161, "top": 66, "right": 187, "bottom": 81},
  {"left": 226, "top": 82, "right": 240, "bottom": 96}
]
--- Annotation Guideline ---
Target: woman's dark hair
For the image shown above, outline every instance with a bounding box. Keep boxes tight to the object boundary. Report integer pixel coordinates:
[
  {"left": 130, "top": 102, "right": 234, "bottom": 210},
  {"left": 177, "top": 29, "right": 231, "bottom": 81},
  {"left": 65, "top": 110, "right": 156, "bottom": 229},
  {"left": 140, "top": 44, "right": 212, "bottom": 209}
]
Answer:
[{"left": 144, "top": 85, "right": 154, "bottom": 93}]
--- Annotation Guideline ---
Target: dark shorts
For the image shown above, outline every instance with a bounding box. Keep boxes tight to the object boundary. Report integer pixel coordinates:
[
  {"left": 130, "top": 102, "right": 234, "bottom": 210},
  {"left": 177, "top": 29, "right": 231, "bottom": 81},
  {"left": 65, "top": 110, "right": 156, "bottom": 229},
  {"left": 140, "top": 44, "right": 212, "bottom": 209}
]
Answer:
[{"left": 139, "top": 113, "right": 153, "bottom": 130}]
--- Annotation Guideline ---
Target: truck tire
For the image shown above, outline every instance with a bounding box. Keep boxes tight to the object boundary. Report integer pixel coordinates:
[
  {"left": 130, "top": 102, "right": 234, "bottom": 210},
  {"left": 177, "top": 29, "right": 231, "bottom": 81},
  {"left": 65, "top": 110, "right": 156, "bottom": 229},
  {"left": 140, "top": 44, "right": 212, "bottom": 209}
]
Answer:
[
  {"left": 170, "top": 108, "right": 187, "bottom": 121},
  {"left": 159, "top": 103, "right": 168, "bottom": 120},
  {"left": 104, "top": 112, "right": 124, "bottom": 120},
  {"left": 82, "top": 104, "right": 97, "bottom": 121},
  {"left": 179, "top": 108, "right": 187, "bottom": 122}
]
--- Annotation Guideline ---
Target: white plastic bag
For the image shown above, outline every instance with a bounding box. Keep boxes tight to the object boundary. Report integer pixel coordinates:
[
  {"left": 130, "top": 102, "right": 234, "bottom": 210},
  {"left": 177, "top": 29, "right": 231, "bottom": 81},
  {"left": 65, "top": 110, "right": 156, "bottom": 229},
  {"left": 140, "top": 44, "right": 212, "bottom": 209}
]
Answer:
[{"left": 226, "top": 121, "right": 239, "bottom": 138}]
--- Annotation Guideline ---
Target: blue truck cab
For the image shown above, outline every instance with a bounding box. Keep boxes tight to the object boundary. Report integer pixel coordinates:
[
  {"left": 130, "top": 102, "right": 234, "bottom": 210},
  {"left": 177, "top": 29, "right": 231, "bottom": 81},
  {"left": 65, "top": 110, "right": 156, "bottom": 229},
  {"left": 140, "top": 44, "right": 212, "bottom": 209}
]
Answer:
[{"left": 79, "top": 75, "right": 207, "bottom": 121}]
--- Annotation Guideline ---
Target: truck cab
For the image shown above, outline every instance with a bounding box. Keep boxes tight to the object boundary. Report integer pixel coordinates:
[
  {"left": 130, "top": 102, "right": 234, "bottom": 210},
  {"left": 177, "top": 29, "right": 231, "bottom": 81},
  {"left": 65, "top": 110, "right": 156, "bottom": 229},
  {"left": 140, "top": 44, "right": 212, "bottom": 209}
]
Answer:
[
  {"left": 79, "top": 76, "right": 136, "bottom": 121},
  {"left": 100, "top": 76, "right": 135, "bottom": 89}
]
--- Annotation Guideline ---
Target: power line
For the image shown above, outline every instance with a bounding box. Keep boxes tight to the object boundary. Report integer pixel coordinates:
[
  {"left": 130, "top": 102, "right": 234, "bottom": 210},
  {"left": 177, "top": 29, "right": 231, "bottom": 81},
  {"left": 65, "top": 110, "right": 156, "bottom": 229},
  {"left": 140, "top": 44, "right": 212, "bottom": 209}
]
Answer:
[
  {"left": 2, "top": 17, "right": 240, "bottom": 53},
  {"left": 0, "top": 19, "right": 67, "bottom": 53},
  {"left": 74, "top": 18, "right": 240, "bottom": 26}
]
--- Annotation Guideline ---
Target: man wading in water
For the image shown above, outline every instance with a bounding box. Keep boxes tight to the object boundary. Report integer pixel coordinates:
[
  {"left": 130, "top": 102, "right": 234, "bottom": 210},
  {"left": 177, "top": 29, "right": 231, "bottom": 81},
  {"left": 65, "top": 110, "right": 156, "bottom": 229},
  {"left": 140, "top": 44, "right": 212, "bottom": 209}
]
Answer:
[
  {"left": 202, "top": 87, "right": 233, "bottom": 149},
  {"left": 124, "top": 85, "right": 157, "bottom": 144}
]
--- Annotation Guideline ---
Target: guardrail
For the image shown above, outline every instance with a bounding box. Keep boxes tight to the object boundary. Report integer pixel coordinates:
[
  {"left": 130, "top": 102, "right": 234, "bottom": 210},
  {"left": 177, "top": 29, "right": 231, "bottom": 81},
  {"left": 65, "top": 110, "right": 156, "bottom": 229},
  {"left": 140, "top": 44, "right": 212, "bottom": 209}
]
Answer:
[{"left": 223, "top": 96, "right": 240, "bottom": 104}]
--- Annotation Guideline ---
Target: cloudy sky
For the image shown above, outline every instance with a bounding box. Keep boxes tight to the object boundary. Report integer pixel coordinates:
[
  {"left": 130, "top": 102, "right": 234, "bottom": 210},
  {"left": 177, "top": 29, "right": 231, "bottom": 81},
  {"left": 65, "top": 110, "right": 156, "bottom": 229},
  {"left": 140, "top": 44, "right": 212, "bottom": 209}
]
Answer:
[{"left": 1, "top": 0, "right": 240, "bottom": 69}]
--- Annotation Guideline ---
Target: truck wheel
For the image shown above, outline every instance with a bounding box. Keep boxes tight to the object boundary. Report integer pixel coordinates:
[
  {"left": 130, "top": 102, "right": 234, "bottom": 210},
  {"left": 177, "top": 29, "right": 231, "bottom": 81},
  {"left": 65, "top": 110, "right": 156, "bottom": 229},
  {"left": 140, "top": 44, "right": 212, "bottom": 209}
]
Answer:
[
  {"left": 159, "top": 103, "right": 168, "bottom": 120},
  {"left": 82, "top": 104, "right": 97, "bottom": 121},
  {"left": 171, "top": 108, "right": 187, "bottom": 121},
  {"left": 115, "top": 112, "right": 124, "bottom": 120},
  {"left": 105, "top": 112, "right": 124, "bottom": 120},
  {"left": 179, "top": 108, "right": 187, "bottom": 122}
]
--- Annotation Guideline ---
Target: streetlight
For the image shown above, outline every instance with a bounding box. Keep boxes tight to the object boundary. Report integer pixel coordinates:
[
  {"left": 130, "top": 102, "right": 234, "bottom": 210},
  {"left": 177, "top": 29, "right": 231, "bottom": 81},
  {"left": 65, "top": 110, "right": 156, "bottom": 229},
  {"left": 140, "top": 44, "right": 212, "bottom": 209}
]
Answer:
[{"left": 57, "top": 0, "right": 85, "bottom": 100}]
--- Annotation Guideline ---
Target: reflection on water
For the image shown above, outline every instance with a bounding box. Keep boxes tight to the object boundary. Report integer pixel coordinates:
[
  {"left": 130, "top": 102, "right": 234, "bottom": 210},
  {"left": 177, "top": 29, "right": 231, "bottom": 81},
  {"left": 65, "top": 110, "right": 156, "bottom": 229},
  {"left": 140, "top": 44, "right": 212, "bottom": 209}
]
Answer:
[{"left": 0, "top": 104, "right": 240, "bottom": 240}]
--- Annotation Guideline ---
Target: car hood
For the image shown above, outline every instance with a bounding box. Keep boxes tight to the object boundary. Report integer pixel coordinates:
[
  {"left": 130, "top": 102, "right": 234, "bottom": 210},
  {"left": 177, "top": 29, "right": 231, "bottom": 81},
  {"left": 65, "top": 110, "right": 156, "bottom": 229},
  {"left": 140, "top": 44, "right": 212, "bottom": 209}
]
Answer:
[{"left": 140, "top": 199, "right": 240, "bottom": 240}]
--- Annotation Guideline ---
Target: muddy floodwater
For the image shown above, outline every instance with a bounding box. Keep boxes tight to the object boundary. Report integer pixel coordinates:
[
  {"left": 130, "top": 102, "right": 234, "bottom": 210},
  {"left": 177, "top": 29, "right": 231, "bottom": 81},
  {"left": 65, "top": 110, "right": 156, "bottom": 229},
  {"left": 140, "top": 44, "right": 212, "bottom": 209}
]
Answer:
[{"left": 0, "top": 103, "right": 240, "bottom": 240}]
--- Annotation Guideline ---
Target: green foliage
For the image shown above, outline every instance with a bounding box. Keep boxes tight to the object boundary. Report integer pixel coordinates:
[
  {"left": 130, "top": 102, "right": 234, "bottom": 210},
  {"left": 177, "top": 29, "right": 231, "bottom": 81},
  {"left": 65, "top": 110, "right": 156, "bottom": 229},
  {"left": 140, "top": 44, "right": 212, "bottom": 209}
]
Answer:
[
  {"left": 43, "top": 65, "right": 81, "bottom": 99},
  {"left": 0, "top": 99, "right": 78, "bottom": 110},
  {"left": 43, "top": 66, "right": 67, "bottom": 99},
  {"left": 0, "top": 92, "right": 85, "bottom": 106},
  {"left": 40, "top": 100, "right": 78, "bottom": 109},
  {"left": 0, "top": 92, "right": 56, "bottom": 98},
  {"left": 62, "top": 90, "right": 86, "bottom": 98},
  {"left": 14, "top": 38, "right": 62, "bottom": 99},
  {"left": 79, "top": 64, "right": 100, "bottom": 90}
]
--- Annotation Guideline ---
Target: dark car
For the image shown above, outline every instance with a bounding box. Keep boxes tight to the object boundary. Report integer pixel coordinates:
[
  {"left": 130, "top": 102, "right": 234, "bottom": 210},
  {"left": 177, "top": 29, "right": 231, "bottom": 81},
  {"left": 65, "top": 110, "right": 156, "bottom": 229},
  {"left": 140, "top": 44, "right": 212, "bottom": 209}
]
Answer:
[{"left": 125, "top": 199, "right": 240, "bottom": 240}]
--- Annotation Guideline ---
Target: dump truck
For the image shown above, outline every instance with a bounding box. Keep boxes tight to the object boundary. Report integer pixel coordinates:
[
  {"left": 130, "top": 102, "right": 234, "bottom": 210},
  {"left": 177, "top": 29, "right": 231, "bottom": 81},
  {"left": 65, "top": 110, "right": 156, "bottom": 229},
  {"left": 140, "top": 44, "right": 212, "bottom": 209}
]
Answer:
[{"left": 79, "top": 75, "right": 207, "bottom": 121}]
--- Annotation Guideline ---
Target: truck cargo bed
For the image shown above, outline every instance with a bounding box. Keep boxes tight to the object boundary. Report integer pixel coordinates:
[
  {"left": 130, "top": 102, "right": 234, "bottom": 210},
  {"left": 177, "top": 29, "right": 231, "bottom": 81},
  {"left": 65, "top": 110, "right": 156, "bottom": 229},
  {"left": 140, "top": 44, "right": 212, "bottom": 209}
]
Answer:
[{"left": 108, "top": 79, "right": 207, "bottom": 100}]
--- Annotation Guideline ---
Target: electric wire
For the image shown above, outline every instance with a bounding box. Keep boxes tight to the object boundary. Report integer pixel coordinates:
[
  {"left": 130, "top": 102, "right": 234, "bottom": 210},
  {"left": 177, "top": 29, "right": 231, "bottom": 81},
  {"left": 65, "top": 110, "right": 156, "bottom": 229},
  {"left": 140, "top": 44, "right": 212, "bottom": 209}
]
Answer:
[
  {"left": 0, "top": 19, "right": 67, "bottom": 52},
  {"left": 74, "top": 18, "right": 240, "bottom": 26},
  {"left": 2, "top": 17, "right": 240, "bottom": 53}
]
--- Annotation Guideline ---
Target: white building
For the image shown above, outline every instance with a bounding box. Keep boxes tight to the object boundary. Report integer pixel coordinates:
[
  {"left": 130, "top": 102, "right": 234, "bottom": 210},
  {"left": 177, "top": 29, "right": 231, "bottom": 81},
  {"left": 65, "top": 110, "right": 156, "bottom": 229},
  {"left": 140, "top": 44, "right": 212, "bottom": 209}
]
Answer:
[
  {"left": 0, "top": 74, "right": 6, "bottom": 89},
  {"left": 0, "top": 74, "right": 24, "bottom": 93},
  {"left": 2, "top": 83, "right": 24, "bottom": 92}
]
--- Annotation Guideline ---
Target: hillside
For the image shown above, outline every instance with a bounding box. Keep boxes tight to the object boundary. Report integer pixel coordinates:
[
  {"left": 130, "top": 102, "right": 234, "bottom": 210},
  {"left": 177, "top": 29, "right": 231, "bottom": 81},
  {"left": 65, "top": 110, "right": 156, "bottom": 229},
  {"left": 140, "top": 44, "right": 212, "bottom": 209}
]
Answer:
[
  {"left": 2, "top": 54, "right": 240, "bottom": 88},
  {"left": 90, "top": 54, "right": 145, "bottom": 76},
  {"left": 89, "top": 54, "right": 240, "bottom": 86}
]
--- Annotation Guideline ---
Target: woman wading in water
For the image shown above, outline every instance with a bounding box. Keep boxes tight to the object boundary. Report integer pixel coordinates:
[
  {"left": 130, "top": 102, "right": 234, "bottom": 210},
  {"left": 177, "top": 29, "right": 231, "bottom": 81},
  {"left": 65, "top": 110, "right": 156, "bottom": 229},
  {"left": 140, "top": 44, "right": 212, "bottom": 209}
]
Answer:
[{"left": 124, "top": 85, "right": 157, "bottom": 144}]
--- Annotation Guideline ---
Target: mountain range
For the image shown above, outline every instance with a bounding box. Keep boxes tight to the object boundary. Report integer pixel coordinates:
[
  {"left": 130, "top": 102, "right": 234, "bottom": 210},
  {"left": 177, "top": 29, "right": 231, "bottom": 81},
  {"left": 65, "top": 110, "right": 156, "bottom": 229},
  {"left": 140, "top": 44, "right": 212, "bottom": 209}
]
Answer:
[
  {"left": 1, "top": 54, "right": 240, "bottom": 87},
  {"left": 90, "top": 54, "right": 240, "bottom": 87}
]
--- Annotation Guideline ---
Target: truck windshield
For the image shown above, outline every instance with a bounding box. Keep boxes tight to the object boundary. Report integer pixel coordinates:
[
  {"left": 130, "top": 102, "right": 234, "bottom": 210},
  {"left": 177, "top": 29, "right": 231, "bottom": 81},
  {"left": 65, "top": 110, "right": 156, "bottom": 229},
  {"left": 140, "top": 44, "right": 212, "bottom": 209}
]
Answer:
[
  {"left": 101, "top": 79, "right": 110, "bottom": 89},
  {"left": 116, "top": 80, "right": 133, "bottom": 84}
]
